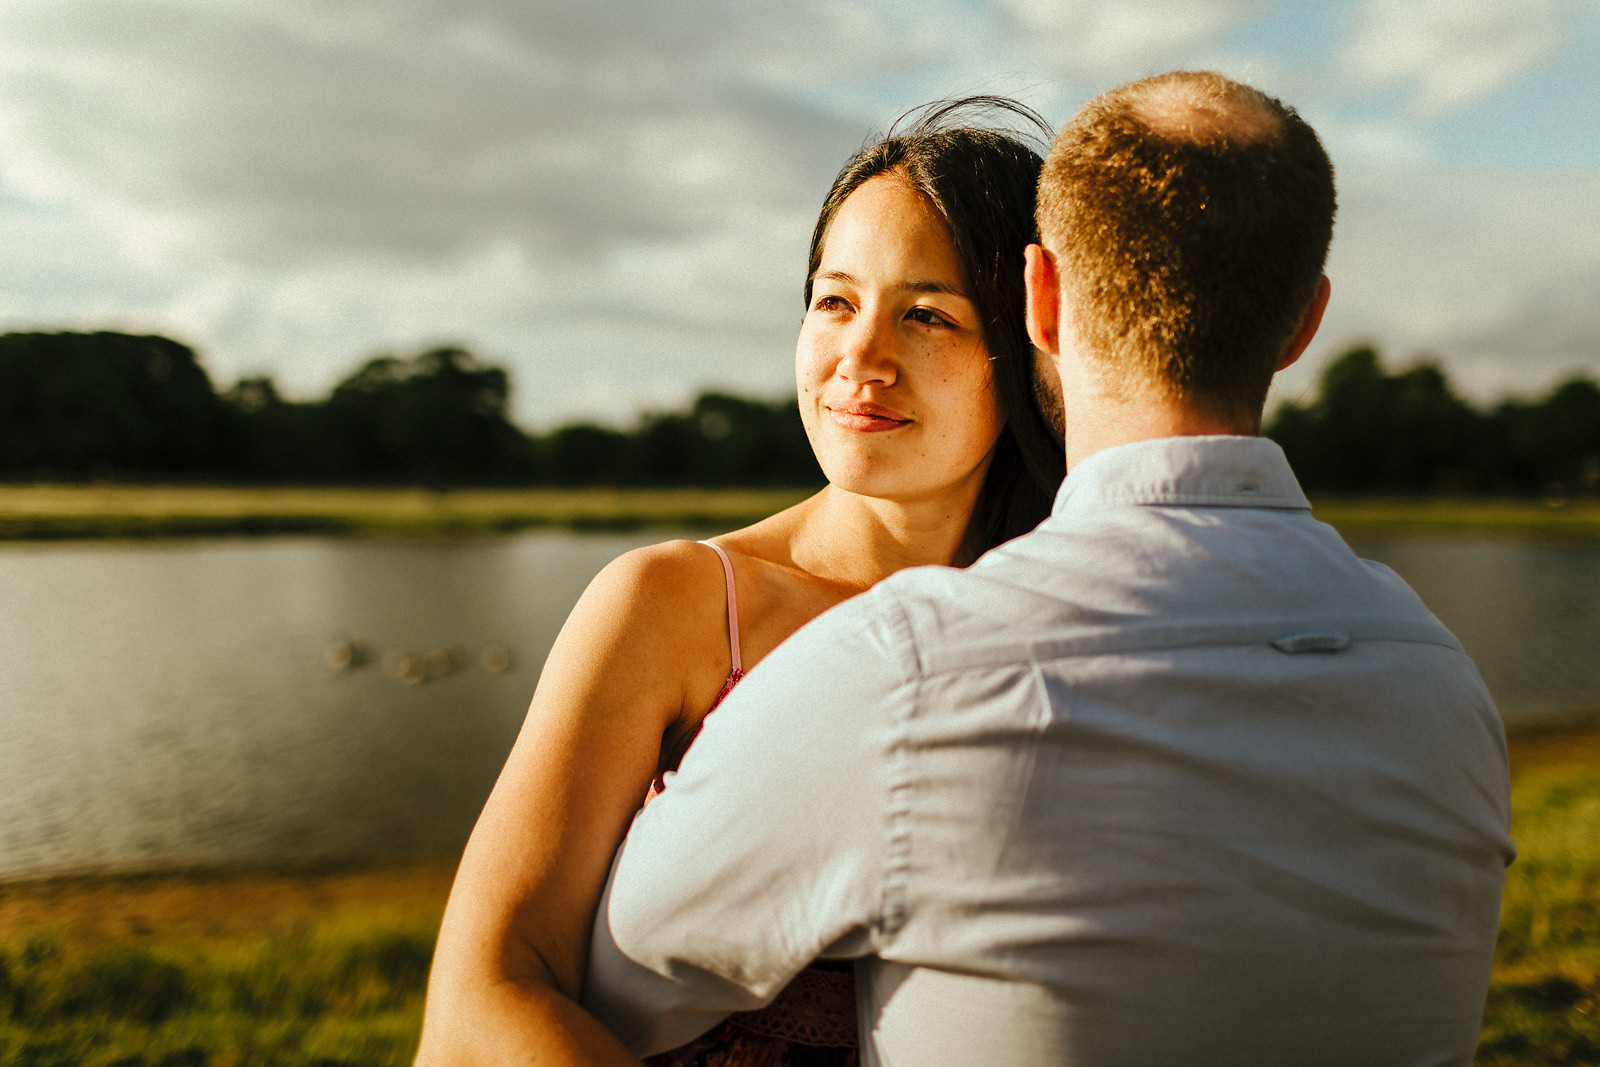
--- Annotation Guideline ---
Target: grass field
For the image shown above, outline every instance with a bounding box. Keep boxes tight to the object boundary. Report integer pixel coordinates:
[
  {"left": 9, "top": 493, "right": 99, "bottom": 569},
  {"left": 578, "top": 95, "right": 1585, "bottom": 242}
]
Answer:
[
  {"left": 3, "top": 483, "right": 1600, "bottom": 543},
  {"left": 2, "top": 484, "right": 1596, "bottom": 1063},
  {"left": 0, "top": 485, "right": 815, "bottom": 541},
  {"left": 1309, "top": 496, "right": 1600, "bottom": 544},
  {"left": 2, "top": 722, "right": 1597, "bottom": 1066},
  {"left": 1477, "top": 722, "right": 1600, "bottom": 1065}
]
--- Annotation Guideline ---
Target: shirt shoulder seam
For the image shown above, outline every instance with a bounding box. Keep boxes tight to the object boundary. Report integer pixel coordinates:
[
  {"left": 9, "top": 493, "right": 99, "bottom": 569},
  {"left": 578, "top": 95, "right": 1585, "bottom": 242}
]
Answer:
[{"left": 874, "top": 592, "right": 918, "bottom": 943}]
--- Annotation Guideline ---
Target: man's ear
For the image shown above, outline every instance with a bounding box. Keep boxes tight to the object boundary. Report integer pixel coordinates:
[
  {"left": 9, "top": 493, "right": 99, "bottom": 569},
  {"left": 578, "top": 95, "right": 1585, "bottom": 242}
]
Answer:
[
  {"left": 1276, "top": 275, "right": 1331, "bottom": 371},
  {"left": 1024, "top": 244, "right": 1061, "bottom": 356}
]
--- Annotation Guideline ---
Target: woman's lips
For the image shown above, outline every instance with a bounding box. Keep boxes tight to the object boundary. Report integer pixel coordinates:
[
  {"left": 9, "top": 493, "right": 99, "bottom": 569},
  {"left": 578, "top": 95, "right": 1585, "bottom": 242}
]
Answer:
[{"left": 826, "top": 402, "right": 911, "bottom": 432}]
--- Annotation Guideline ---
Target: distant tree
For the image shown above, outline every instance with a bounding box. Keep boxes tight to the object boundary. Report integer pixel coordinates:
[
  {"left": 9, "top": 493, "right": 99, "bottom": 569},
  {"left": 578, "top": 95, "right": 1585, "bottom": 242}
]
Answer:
[
  {"left": 0, "top": 331, "right": 229, "bottom": 479},
  {"left": 685, "top": 393, "right": 822, "bottom": 486},
  {"left": 1268, "top": 345, "right": 1487, "bottom": 493},
  {"left": 628, "top": 411, "right": 702, "bottom": 484},
  {"left": 541, "top": 424, "right": 632, "bottom": 485},
  {"left": 320, "top": 346, "right": 534, "bottom": 483},
  {"left": 1499, "top": 376, "right": 1600, "bottom": 497},
  {"left": 220, "top": 376, "right": 345, "bottom": 481},
  {"left": 611, "top": 393, "right": 822, "bottom": 486},
  {"left": 0, "top": 331, "right": 824, "bottom": 487}
]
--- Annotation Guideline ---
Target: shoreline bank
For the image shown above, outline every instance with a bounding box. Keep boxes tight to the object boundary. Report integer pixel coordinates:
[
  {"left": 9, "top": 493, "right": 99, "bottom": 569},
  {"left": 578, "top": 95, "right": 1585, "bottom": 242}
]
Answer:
[
  {"left": 4, "top": 717, "right": 1597, "bottom": 932},
  {"left": 3, "top": 484, "right": 1600, "bottom": 543},
  {"left": 0, "top": 855, "right": 459, "bottom": 947},
  {"left": 2, "top": 720, "right": 1595, "bottom": 1066},
  {"left": 0, "top": 485, "right": 814, "bottom": 541}
]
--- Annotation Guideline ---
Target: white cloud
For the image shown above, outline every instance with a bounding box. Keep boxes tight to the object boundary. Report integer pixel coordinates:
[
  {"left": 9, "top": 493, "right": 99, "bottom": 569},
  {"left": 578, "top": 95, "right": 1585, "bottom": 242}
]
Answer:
[
  {"left": 1313, "top": 114, "right": 1439, "bottom": 170},
  {"left": 995, "top": 0, "right": 1270, "bottom": 76},
  {"left": 1342, "top": 0, "right": 1572, "bottom": 117},
  {"left": 0, "top": 0, "right": 1596, "bottom": 431},
  {"left": 0, "top": 0, "right": 857, "bottom": 266},
  {"left": 0, "top": 0, "right": 874, "bottom": 422},
  {"left": 1280, "top": 165, "right": 1600, "bottom": 407}
]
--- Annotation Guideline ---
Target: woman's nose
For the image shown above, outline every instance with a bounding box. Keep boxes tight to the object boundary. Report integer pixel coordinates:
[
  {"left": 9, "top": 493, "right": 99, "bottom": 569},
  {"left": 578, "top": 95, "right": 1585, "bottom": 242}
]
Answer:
[{"left": 835, "top": 316, "right": 897, "bottom": 385}]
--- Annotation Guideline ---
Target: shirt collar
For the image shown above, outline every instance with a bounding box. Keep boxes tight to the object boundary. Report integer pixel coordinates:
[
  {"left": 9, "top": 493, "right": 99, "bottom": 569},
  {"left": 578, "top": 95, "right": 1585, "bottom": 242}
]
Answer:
[{"left": 1053, "top": 435, "right": 1311, "bottom": 514}]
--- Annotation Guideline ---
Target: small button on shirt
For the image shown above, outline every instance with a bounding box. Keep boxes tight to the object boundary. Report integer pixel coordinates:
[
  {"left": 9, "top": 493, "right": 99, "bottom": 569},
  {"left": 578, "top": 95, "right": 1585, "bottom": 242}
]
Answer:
[{"left": 582, "top": 436, "right": 1515, "bottom": 1067}]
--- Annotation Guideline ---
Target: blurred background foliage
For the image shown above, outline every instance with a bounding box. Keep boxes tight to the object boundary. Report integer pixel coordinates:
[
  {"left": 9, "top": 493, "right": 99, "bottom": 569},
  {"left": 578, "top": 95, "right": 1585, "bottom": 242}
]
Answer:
[
  {"left": 1268, "top": 345, "right": 1600, "bottom": 499},
  {"left": 0, "top": 333, "right": 821, "bottom": 489},
  {"left": 3, "top": 331, "right": 1598, "bottom": 497}
]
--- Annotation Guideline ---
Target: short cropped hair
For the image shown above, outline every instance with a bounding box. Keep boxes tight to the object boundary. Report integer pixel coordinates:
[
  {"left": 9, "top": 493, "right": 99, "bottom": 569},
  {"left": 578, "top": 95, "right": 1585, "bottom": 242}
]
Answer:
[{"left": 1036, "top": 71, "right": 1336, "bottom": 421}]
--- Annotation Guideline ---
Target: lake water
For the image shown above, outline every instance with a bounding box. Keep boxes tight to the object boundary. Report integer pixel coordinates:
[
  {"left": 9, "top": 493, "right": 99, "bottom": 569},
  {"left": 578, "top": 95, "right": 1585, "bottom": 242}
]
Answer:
[{"left": 1, "top": 531, "right": 1597, "bottom": 880}]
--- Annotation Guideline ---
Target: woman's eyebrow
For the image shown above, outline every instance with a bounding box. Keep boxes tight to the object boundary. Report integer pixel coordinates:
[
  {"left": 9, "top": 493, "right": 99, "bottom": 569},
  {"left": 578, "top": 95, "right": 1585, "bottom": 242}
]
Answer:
[
  {"left": 812, "top": 269, "right": 969, "bottom": 298},
  {"left": 903, "top": 279, "right": 968, "bottom": 298}
]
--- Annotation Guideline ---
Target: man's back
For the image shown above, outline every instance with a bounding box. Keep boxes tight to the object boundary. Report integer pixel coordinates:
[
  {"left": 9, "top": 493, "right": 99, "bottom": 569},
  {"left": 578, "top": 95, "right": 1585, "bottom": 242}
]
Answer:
[
  {"left": 585, "top": 436, "right": 1513, "bottom": 1066},
  {"left": 857, "top": 436, "right": 1512, "bottom": 1064}
]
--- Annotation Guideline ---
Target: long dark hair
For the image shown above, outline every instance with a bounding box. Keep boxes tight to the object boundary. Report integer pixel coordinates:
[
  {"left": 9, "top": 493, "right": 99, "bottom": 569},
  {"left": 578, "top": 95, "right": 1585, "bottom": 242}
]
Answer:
[{"left": 807, "top": 97, "right": 1065, "bottom": 558}]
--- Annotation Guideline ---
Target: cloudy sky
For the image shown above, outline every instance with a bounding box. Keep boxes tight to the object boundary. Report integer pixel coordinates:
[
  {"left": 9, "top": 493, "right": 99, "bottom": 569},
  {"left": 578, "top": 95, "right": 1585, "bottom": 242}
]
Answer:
[{"left": 1, "top": 1, "right": 1596, "bottom": 428}]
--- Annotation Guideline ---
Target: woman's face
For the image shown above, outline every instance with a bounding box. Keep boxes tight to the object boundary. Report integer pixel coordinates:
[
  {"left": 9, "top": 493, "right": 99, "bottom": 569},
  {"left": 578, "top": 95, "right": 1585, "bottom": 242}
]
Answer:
[{"left": 797, "top": 174, "right": 1001, "bottom": 508}]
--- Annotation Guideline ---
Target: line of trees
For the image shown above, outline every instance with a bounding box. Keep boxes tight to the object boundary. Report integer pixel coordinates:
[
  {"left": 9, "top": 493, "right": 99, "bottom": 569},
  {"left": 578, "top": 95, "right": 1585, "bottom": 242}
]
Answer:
[
  {"left": 0, "top": 332, "right": 822, "bottom": 487},
  {"left": 3, "top": 331, "right": 1597, "bottom": 496},
  {"left": 1266, "top": 346, "right": 1600, "bottom": 498}
]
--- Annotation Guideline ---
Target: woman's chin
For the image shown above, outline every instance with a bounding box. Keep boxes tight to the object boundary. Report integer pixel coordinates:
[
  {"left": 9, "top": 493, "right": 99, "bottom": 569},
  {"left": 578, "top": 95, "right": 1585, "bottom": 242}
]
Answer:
[
  {"left": 819, "top": 462, "right": 898, "bottom": 502},
  {"left": 822, "top": 466, "right": 948, "bottom": 508}
]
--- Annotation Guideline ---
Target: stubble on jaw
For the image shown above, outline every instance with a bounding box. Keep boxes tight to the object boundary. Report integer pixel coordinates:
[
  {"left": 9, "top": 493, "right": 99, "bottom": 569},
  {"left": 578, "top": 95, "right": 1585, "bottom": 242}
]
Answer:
[{"left": 1032, "top": 349, "right": 1065, "bottom": 439}]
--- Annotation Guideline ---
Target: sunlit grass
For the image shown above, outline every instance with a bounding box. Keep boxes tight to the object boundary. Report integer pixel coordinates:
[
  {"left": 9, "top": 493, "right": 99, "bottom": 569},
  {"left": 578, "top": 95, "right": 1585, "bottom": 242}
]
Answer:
[
  {"left": 1477, "top": 734, "right": 1600, "bottom": 1066},
  {"left": 0, "top": 484, "right": 814, "bottom": 540},
  {"left": 2, "top": 732, "right": 1597, "bottom": 1065},
  {"left": 0, "top": 861, "right": 452, "bottom": 1066},
  {"left": 2, "top": 485, "right": 1599, "bottom": 542},
  {"left": 1310, "top": 496, "right": 1600, "bottom": 544},
  {"left": 0, "top": 918, "right": 436, "bottom": 1065}
]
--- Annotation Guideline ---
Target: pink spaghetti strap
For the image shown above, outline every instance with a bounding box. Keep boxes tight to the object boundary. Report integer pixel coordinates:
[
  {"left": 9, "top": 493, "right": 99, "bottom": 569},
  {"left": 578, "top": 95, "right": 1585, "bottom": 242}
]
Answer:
[
  {"left": 697, "top": 540, "right": 743, "bottom": 674},
  {"left": 645, "top": 541, "right": 746, "bottom": 801}
]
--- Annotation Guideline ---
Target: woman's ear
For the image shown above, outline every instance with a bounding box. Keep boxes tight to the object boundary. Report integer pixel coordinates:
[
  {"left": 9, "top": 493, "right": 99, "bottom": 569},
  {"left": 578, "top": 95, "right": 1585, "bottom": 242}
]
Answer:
[{"left": 1024, "top": 244, "right": 1061, "bottom": 356}]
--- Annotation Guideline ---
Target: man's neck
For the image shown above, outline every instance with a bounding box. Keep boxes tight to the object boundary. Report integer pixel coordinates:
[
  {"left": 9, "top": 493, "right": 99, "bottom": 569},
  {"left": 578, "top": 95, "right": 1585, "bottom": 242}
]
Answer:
[{"left": 1062, "top": 385, "right": 1258, "bottom": 471}]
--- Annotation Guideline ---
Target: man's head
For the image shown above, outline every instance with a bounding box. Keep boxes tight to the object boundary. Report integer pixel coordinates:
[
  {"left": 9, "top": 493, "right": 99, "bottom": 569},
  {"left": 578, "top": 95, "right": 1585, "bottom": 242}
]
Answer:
[{"left": 1032, "top": 71, "right": 1335, "bottom": 430}]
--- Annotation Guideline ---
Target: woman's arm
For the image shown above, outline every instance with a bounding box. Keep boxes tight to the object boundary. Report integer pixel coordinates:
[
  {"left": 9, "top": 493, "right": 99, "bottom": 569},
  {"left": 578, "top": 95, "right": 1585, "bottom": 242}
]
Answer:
[
  {"left": 582, "top": 588, "right": 899, "bottom": 1054},
  {"left": 414, "top": 541, "right": 726, "bottom": 1065}
]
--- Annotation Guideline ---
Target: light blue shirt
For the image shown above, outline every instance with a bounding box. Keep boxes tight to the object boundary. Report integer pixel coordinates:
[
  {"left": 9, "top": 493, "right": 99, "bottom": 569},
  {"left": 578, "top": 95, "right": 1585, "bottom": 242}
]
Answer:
[{"left": 583, "top": 436, "right": 1514, "bottom": 1067}]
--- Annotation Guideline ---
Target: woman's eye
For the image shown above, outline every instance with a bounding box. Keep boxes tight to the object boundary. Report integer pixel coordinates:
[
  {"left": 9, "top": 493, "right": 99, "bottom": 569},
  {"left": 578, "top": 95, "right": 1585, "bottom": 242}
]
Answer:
[
  {"left": 907, "top": 306, "right": 953, "bottom": 328},
  {"left": 813, "top": 295, "right": 849, "bottom": 313}
]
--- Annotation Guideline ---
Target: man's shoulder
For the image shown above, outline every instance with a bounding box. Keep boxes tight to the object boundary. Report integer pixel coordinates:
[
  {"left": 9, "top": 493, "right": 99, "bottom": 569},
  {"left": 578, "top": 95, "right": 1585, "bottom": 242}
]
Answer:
[
  {"left": 761, "top": 559, "right": 1038, "bottom": 694},
  {"left": 794, "top": 498, "right": 1464, "bottom": 684},
  {"left": 850, "top": 544, "right": 1079, "bottom": 678},
  {"left": 889, "top": 501, "right": 1461, "bottom": 669},
  {"left": 742, "top": 573, "right": 926, "bottom": 694}
]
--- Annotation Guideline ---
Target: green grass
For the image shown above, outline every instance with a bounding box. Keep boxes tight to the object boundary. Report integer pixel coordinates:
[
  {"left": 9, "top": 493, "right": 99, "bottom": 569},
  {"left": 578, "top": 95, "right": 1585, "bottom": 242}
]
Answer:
[
  {"left": 2, "top": 733, "right": 1598, "bottom": 1066},
  {"left": 0, "top": 485, "right": 814, "bottom": 541},
  {"left": 0, "top": 910, "right": 436, "bottom": 1066},
  {"left": 4, "top": 484, "right": 1600, "bottom": 543},
  {"left": 1478, "top": 751, "right": 1600, "bottom": 1066},
  {"left": 1309, "top": 496, "right": 1600, "bottom": 544}
]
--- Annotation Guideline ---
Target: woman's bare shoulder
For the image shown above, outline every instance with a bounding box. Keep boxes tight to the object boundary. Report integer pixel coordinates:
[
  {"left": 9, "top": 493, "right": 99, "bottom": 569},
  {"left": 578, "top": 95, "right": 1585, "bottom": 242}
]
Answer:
[
  {"left": 563, "top": 538, "right": 735, "bottom": 669},
  {"left": 589, "top": 538, "right": 727, "bottom": 609}
]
